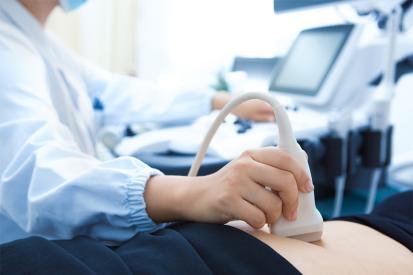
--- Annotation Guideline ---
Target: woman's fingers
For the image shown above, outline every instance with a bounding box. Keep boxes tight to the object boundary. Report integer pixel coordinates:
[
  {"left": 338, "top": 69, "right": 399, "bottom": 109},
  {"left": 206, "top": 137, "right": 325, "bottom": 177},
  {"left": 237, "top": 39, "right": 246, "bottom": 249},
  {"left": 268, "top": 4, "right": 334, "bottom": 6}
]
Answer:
[
  {"left": 242, "top": 147, "right": 313, "bottom": 193},
  {"left": 204, "top": 147, "right": 313, "bottom": 227},
  {"left": 232, "top": 99, "right": 276, "bottom": 122},
  {"left": 244, "top": 159, "right": 299, "bottom": 221},
  {"left": 242, "top": 182, "right": 283, "bottom": 223},
  {"left": 234, "top": 199, "right": 267, "bottom": 229}
]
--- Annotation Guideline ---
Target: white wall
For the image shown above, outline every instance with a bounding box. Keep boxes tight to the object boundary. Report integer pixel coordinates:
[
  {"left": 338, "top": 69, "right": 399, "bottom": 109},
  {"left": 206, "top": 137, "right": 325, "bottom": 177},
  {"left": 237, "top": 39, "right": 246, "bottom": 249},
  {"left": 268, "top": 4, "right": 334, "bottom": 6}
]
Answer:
[
  {"left": 47, "top": 0, "right": 138, "bottom": 74},
  {"left": 136, "top": 0, "right": 345, "bottom": 85}
]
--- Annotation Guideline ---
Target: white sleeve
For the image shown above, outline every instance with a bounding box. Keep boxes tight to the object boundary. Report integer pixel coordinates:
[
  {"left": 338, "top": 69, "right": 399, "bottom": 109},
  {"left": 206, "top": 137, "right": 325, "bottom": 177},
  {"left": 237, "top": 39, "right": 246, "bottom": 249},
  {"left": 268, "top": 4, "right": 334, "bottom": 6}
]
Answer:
[
  {"left": 67, "top": 48, "right": 214, "bottom": 126},
  {"left": 0, "top": 48, "right": 165, "bottom": 243}
]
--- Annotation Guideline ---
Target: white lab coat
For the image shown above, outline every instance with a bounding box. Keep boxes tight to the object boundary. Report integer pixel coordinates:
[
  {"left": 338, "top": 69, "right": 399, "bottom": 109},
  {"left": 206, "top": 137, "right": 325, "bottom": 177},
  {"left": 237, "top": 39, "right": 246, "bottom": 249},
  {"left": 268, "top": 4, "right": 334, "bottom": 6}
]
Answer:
[{"left": 0, "top": 0, "right": 212, "bottom": 244}]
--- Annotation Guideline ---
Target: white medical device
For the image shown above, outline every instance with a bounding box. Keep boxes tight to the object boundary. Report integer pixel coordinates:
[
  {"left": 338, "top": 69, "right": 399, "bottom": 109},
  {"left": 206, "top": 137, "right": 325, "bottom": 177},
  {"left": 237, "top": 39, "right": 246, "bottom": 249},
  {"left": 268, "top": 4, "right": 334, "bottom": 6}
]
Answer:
[
  {"left": 271, "top": 0, "right": 409, "bottom": 110},
  {"left": 188, "top": 92, "right": 323, "bottom": 242},
  {"left": 365, "top": 5, "right": 403, "bottom": 213},
  {"left": 269, "top": 24, "right": 363, "bottom": 107},
  {"left": 275, "top": 0, "right": 405, "bottom": 14},
  {"left": 273, "top": 0, "right": 411, "bottom": 216}
]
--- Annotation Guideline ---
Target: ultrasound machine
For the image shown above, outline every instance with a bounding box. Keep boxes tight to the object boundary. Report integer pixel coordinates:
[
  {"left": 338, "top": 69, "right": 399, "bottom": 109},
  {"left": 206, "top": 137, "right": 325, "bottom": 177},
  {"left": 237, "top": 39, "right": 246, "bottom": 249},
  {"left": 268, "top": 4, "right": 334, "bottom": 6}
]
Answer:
[{"left": 115, "top": 0, "right": 413, "bottom": 218}]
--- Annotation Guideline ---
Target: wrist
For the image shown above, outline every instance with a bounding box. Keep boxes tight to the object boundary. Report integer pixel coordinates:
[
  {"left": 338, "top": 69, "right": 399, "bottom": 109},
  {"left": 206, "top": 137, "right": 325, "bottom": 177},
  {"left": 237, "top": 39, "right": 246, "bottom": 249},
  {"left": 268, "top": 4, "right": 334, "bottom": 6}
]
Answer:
[{"left": 144, "top": 175, "right": 208, "bottom": 223}]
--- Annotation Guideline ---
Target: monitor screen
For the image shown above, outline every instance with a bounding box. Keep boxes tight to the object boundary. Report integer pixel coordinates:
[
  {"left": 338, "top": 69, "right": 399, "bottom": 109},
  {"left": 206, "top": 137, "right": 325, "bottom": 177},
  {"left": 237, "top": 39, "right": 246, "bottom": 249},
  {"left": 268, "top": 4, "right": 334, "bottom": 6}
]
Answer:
[
  {"left": 269, "top": 24, "right": 354, "bottom": 97},
  {"left": 274, "top": 0, "right": 351, "bottom": 12}
]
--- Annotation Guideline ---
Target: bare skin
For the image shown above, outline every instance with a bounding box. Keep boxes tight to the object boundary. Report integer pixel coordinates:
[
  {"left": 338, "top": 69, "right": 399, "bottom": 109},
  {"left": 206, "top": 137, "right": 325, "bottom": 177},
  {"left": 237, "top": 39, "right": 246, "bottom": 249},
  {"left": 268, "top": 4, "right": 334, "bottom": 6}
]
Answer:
[
  {"left": 229, "top": 220, "right": 413, "bottom": 274},
  {"left": 19, "top": 0, "right": 57, "bottom": 26}
]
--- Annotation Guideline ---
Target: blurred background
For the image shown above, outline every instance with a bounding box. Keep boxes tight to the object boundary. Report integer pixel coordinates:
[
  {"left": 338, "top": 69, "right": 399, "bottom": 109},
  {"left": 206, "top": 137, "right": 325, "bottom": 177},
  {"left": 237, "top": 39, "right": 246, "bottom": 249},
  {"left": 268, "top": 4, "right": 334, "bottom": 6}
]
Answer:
[
  {"left": 46, "top": 0, "right": 413, "bottom": 159},
  {"left": 46, "top": 0, "right": 344, "bottom": 81}
]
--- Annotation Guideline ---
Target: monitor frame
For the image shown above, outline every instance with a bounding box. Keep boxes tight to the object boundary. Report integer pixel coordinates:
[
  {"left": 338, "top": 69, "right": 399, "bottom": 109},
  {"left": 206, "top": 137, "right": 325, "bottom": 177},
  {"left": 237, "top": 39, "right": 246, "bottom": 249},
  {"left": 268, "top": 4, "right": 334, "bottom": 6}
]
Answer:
[
  {"left": 273, "top": 0, "right": 390, "bottom": 13},
  {"left": 269, "top": 24, "right": 363, "bottom": 106},
  {"left": 275, "top": 0, "right": 350, "bottom": 13}
]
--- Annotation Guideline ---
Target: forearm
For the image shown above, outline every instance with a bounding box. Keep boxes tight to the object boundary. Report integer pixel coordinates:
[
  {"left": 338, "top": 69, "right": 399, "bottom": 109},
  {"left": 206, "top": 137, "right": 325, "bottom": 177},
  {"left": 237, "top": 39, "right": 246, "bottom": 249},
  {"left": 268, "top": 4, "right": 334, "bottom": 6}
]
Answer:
[
  {"left": 212, "top": 92, "right": 232, "bottom": 110},
  {"left": 212, "top": 92, "right": 275, "bottom": 121}
]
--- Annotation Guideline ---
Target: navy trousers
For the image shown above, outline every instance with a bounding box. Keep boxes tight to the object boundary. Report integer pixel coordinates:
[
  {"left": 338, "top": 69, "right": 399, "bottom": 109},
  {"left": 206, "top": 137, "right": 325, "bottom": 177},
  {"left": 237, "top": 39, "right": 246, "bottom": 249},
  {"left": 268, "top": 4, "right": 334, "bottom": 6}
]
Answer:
[{"left": 0, "top": 223, "right": 300, "bottom": 275}]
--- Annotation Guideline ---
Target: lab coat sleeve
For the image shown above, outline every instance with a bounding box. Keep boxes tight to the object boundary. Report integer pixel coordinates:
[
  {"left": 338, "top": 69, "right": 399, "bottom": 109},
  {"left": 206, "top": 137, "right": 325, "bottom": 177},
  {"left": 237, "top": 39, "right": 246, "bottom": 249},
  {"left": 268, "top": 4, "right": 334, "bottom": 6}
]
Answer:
[
  {"left": 0, "top": 49, "right": 166, "bottom": 243},
  {"left": 71, "top": 50, "right": 214, "bottom": 126}
]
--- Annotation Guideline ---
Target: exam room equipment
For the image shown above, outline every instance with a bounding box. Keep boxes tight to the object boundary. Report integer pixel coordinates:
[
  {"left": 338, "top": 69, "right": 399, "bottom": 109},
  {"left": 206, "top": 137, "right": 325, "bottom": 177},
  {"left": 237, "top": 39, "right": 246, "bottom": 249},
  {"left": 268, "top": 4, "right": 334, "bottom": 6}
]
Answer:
[
  {"left": 188, "top": 92, "right": 323, "bottom": 241},
  {"left": 271, "top": 0, "right": 413, "bottom": 216},
  {"left": 115, "top": 0, "right": 413, "bottom": 220}
]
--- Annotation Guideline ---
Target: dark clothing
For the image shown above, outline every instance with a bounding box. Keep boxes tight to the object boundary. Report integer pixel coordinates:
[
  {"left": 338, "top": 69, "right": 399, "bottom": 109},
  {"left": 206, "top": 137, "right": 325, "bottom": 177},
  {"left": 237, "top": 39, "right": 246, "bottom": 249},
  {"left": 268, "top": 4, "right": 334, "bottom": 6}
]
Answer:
[
  {"left": 0, "top": 222, "right": 300, "bottom": 275},
  {"left": 2, "top": 191, "right": 412, "bottom": 274},
  {"left": 334, "top": 191, "right": 413, "bottom": 252}
]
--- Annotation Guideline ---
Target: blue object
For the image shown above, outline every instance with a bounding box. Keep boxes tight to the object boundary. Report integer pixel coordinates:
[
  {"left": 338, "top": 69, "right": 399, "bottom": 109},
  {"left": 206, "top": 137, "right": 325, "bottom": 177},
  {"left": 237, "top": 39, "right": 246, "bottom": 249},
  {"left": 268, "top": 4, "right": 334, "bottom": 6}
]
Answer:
[
  {"left": 234, "top": 119, "right": 252, "bottom": 134},
  {"left": 93, "top": 97, "right": 104, "bottom": 111},
  {"left": 59, "top": 0, "right": 88, "bottom": 12},
  {"left": 274, "top": 0, "right": 348, "bottom": 13},
  {"left": 317, "top": 186, "right": 400, "bottom": 219},
  {"left": 124, "top": 125, "right": 136, "bottom": 137}
]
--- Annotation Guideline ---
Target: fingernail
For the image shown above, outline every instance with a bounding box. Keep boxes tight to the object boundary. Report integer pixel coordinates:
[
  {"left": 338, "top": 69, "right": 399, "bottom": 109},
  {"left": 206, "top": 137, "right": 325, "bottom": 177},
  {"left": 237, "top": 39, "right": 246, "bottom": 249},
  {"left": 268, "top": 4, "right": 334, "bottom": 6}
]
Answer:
[
  {"left": 290, "top": 210, "right": 297, "bottom": 221},
  {"left": 305, "top": 179, "right": 314, "bottom": 192}
]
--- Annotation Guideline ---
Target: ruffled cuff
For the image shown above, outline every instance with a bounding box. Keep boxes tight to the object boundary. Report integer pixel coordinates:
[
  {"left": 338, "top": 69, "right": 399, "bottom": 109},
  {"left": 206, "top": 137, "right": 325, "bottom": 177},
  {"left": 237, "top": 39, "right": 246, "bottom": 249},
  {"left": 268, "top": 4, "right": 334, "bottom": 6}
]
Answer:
[{"left": 125, "top": 166, "right": 166, "bottom": 232}]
